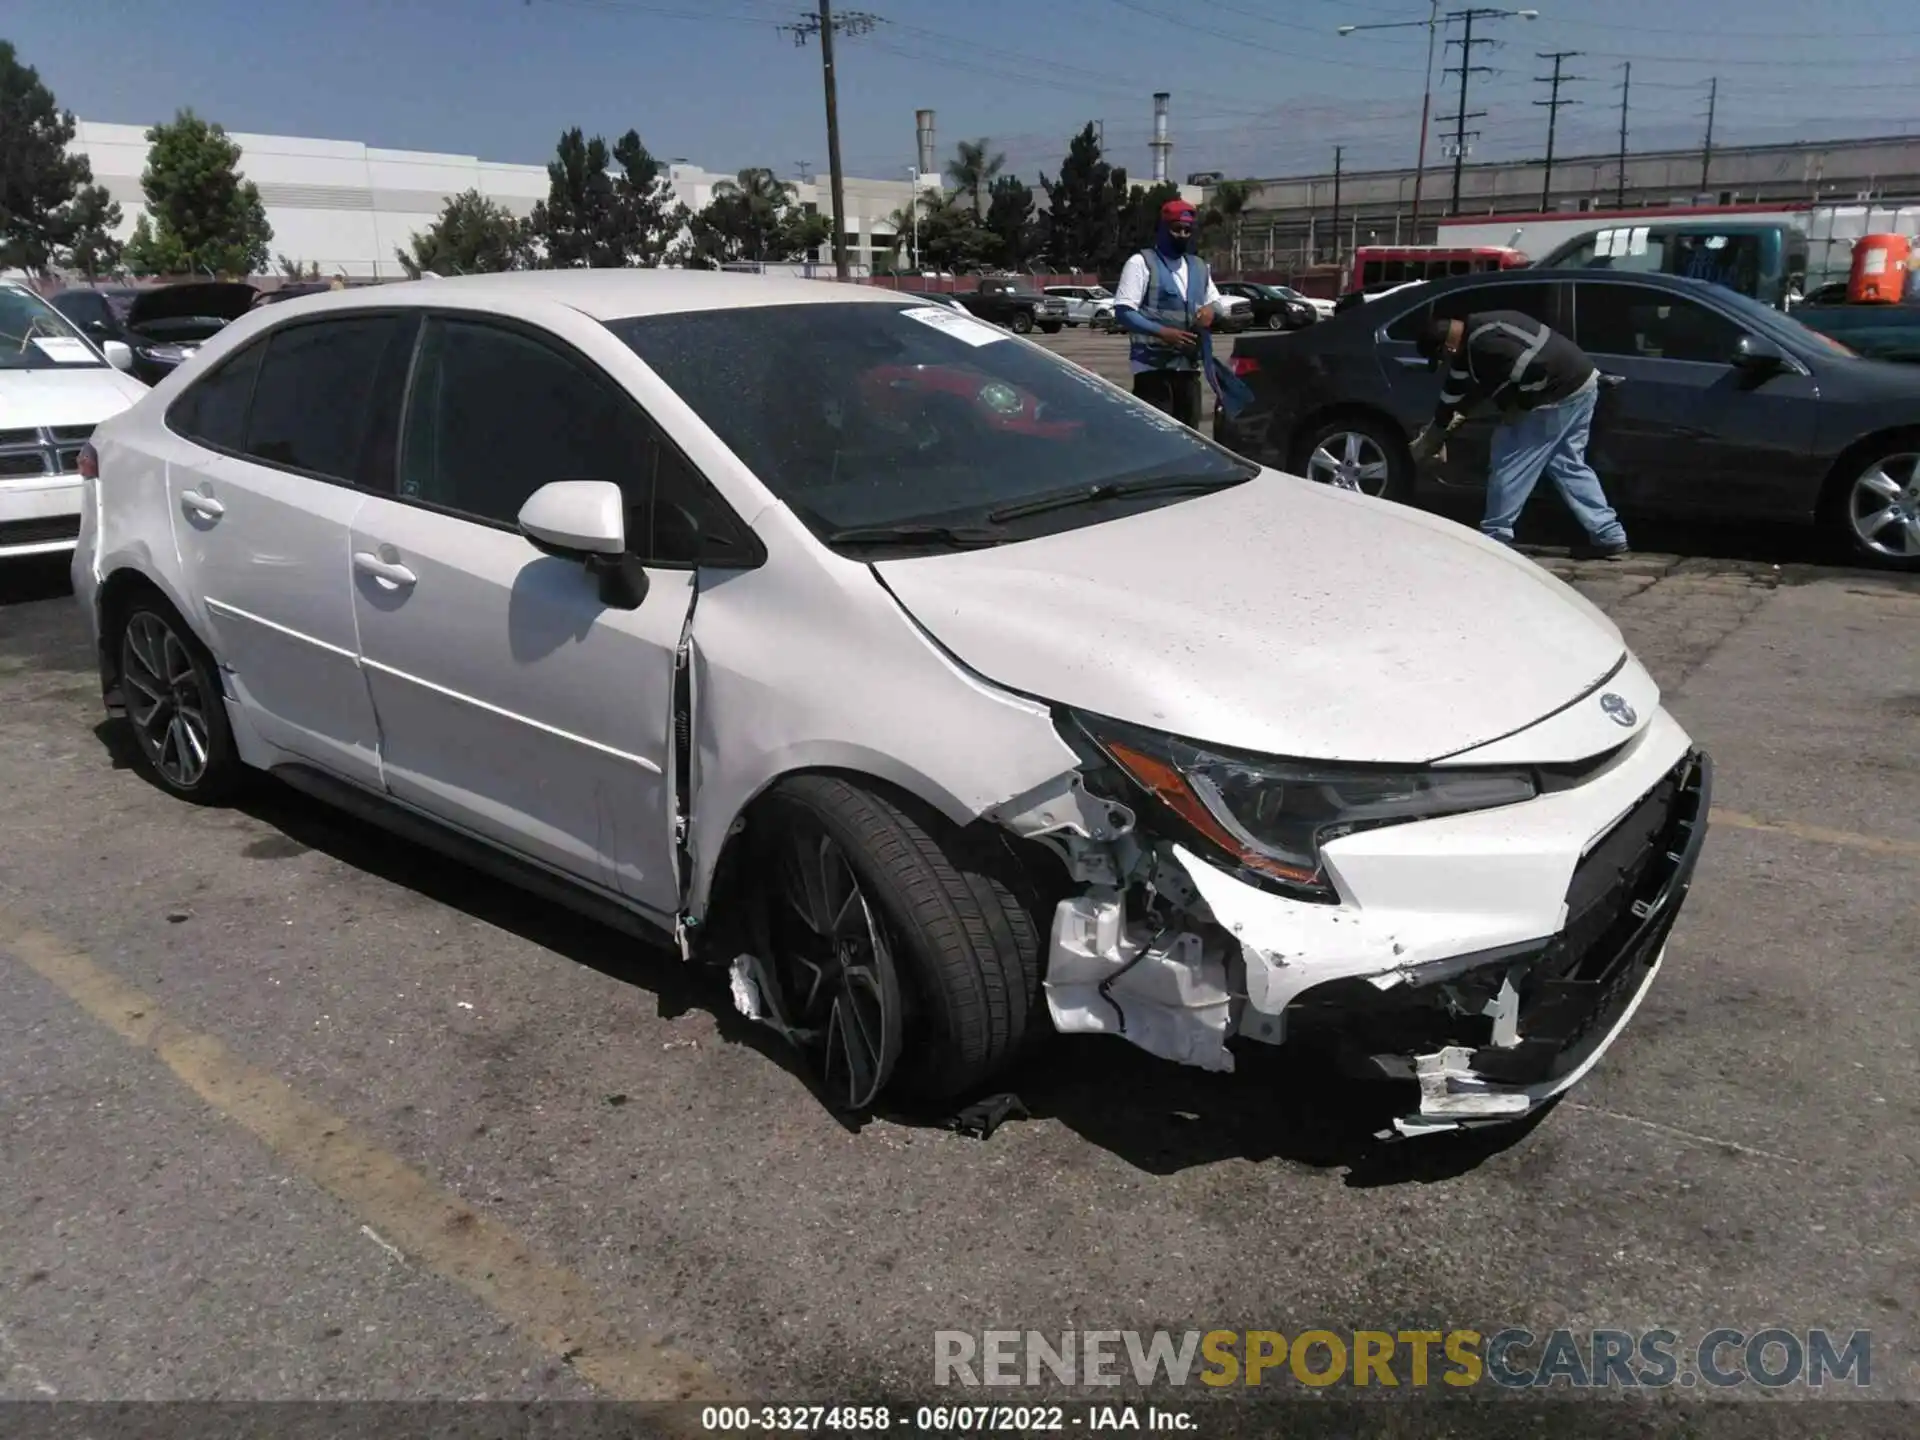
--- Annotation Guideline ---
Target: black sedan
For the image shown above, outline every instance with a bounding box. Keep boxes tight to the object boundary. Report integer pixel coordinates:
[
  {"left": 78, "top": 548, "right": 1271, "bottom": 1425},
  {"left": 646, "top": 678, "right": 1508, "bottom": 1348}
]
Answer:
[
  {"left": 49, "top": 281, "right": 257, "bottom": 386},
  {"left": 1215, "top": 268, "right": 1920, "bottom": 570},
  {"left": 1216, "top": 280, "right": 1317, "bottom": 331}
]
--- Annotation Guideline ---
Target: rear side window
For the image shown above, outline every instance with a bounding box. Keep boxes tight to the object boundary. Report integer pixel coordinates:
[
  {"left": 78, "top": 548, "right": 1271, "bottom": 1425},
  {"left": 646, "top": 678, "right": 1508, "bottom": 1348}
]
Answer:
[
  {"left": 244, "top": 315, "right": 411, "bottom": 486},
  {"left": 398, "top": 316, "right": 754, "bottom": 566},
  {"left": 167, "top": 342, "right": 264, "bottom": 453},
  {"left": 1384, "top": 282, "right": 1559, "bottom": 342}
]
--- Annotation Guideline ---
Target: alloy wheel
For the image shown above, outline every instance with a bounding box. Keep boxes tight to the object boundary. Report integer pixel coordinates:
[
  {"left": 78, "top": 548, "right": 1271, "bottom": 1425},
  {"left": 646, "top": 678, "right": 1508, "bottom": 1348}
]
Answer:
[
  {"left": 1848, "top": 452, "right": 1920, "bottom": 560},
  {"left": 121, "top": 611, "right": 213, "bottom": 789},
  {"left": 1267, "top": 312, "right": 1286, "bottom": 330},
  {"left": 1307, "top": 430, "right": 1392, "bottom": 495},
  {"left": 766, "top": 828, "right": 904, "bottom": 1111}
]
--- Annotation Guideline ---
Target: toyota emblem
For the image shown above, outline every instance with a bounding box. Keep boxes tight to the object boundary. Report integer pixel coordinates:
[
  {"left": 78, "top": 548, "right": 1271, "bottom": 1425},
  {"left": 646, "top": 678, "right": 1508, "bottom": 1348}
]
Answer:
[{"left": 1600, "top": 692, "right": 1637, "bottom": 727}]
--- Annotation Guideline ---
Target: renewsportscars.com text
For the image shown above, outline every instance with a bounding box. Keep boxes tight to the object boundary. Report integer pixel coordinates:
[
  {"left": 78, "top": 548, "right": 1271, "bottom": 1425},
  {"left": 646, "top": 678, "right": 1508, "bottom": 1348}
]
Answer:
[{"left": 933, "top": 1328, "right": 1872, "bottom": 1390}]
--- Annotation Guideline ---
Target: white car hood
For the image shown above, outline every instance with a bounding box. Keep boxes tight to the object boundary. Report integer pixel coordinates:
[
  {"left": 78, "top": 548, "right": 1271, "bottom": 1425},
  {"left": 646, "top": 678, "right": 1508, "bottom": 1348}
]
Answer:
[
  {"left": 873, "top": 473, "right": 1628, "bottom": 764},
  {"left": 0, "top": 367, "right": 146, "bottom": 430}
]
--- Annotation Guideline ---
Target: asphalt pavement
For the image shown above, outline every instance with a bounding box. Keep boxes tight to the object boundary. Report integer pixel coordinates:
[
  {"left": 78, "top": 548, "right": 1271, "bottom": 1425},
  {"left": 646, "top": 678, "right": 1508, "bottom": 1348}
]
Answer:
[{"left": 2, "top": 371, "right": 1917, "bottom": 1422}]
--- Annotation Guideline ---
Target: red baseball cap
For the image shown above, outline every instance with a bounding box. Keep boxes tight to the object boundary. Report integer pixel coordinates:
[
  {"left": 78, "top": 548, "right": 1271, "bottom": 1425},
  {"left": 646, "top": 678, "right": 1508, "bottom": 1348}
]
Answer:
[{"left": 1161, "top": 198, "right": 1197, "bottom": 224}]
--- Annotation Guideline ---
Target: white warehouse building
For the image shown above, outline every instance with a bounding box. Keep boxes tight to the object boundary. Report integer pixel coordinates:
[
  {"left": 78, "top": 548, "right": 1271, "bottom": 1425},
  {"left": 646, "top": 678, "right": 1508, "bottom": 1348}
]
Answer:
[{"left": 69, "top": 120, "right": 935, "bottom": 278}]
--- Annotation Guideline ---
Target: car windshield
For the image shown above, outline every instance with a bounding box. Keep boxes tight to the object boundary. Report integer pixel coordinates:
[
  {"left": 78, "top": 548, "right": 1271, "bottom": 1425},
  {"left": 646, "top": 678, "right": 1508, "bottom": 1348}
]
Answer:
[
  {"left": 0, "top": 287, "right": 104, "bottom": 370},
  {"left": 611, "top": 301, "right": 1255, "bottom": 539}
]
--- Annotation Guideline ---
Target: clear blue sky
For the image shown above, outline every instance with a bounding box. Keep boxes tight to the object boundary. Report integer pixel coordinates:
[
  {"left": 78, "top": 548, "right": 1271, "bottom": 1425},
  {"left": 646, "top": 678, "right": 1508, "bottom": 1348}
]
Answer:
[{"left": 9, "top": 0, "right": 1915, "bottom": 187}]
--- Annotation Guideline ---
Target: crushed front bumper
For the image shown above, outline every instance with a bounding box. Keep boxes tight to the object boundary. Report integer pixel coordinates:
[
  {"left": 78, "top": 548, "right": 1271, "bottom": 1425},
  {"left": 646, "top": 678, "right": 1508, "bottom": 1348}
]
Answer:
[{"left": 1034, "top": 705, "right": 1712, "bottom": 1136}]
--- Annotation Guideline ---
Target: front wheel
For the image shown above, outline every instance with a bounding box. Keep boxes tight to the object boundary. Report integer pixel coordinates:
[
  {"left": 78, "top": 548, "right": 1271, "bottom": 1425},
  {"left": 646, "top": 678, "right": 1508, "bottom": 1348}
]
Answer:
[
  {"left": 116, "top": 597, "right": 242, "bottom": 803},
  {"left": 1266, "top": 312, "right": 1287, "bottom": 331},
  {"left": 1832, "top": 445, "right": 1920, "bottom": 570},
  {"left": 748, "top": 776, "right": 1046, "bottom": 1111},
  {"left": 1010, "top": 310, "right": 1034, "bottom": 335},
  {"left": 1294, "top": 415, "right": 1413, "bottom": 502}
]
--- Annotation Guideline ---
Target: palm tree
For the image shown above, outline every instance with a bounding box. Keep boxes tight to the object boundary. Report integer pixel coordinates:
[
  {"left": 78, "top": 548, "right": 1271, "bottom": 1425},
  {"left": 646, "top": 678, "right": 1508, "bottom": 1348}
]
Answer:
[
  {"left": 946, "top": 139, "right": 1006, "bottom": 218},
  {"left": 711, "top": 168, "right": 798, "bottom": 260},
  {"left": 1205, "top": 179, "right": 1256, "bottom": 273}
]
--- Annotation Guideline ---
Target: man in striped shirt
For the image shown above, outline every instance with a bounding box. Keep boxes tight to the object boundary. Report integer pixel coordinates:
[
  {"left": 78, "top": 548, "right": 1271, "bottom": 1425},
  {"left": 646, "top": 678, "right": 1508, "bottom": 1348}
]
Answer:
[{"left": 1412, "top": 311, "right": 1630, "bottom": 560}]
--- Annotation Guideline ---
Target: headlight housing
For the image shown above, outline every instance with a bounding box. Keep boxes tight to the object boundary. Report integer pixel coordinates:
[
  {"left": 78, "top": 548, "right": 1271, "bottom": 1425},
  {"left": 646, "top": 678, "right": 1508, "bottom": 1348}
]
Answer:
[{"left": 1072, "top": 713, "right": 1537, "bottom": 902}]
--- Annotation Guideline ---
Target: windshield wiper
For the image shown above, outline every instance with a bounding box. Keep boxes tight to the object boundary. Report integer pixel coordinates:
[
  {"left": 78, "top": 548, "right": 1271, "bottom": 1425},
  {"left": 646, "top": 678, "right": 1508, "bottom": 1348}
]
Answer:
[
  {"left": 986, "top": 473, "right": 1248, "bottom": 524},
  {"left": 824, "top": 522, "right": 1008, "bottom": 549}
]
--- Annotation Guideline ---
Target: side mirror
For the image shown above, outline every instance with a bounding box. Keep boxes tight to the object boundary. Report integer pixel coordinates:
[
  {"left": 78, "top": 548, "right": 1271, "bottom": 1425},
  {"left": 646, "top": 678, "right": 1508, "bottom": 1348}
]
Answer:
[
  {"left": 1731, "top": 333, "right": 1790, "bottom": 374},
  {"left": 517, "top": 480, "right": 648, "bottom": 610},
  {"left": 102, "top": 340, "right": 135, "bottom": 373}
]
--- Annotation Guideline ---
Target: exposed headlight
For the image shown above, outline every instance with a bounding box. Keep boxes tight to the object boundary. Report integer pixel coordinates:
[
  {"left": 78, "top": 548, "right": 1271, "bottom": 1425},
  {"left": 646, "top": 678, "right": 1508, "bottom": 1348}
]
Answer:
[
  {"left": 1072, "top": 713, "right": 1537, "bottom": 902},
  {"left": 135, "top": 343, "right": 190, "bottom": 363}
]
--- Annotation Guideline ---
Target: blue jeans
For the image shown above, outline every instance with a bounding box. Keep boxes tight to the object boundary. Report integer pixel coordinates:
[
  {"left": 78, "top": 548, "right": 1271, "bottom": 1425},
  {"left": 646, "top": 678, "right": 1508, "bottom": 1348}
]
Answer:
[{"left": 1483, "top": 378, "right": 1628, "bottom": 549}]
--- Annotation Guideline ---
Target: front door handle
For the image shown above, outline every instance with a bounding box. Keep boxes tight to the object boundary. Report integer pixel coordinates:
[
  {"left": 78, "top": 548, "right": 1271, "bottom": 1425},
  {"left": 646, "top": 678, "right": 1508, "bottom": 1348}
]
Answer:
[
  {"left": 180, "top": 489, "right": 225, "bottom": 519},
  {"left": 352, "top": 551, "right": 417, "bottom": 588},
  {"left": 1392, "top": 354, "right": 1430, "bottom": 369}
]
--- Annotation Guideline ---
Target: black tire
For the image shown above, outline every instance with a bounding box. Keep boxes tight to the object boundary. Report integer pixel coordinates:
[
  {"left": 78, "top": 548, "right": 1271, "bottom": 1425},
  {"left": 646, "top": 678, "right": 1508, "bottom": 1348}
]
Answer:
[
  {"left": 1266, "top": 311, "right": 1287, "bottom": 331},
  {"left": 114, "top": 593, "right": 242, "bottom": 804},
  {"left": 753, "top": 775, "right": 1045, "bottom": 1106},
  {"left": 1292, "top": 413, "right": 1414, "bottom": 502},
  {"left": 1040, "top": 322, "right": 1062, "bottom": 334},
  {"left": 1823, "top": 439, "right": 1920, "bottom": 571},
  {"left": 1010, "top": 310, "right": 1034, "bottom": 335}
]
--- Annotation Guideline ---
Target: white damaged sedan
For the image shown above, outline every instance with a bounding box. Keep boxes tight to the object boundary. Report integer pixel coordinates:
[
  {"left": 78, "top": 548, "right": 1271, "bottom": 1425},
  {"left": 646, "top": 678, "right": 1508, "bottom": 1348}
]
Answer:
[{"left": 72, "top": 271, "right": 1709, "bottom": 1134}]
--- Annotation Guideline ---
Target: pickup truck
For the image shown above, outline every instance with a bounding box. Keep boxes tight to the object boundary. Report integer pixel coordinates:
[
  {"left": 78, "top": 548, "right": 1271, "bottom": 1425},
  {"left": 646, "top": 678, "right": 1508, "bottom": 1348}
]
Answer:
[{"left": 962, "top": 277, "right": 1068, "bottom": 334}]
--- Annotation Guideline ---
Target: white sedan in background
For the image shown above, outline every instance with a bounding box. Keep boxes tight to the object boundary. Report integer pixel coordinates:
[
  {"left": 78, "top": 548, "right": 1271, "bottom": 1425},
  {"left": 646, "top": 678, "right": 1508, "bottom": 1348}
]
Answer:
[{"left": 73, "top": 271, "right": 1709, "bottom": 1134}]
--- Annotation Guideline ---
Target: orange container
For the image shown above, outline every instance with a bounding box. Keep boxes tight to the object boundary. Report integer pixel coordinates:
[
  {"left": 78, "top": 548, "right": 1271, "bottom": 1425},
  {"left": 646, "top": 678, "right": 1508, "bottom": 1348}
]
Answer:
[{"left": 1848, "top": 233, "right": 1910, "bottom": 303}]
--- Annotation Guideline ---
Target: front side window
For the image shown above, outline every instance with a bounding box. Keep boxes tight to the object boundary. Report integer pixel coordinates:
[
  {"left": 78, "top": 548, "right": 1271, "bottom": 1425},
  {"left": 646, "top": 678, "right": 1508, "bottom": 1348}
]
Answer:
[
  {"left": 244, "top": 315, "right": 410, "bottom": 486},
  {"left": 1574, "top": 283, "right": 1743, "bottom": 364},
  {"left": 610, "top": 301, "right": 1254, "bottom": 542},
  {"left": 1385, "top": 282, "right": 1558, "bottom": 343},
  {"left": 398, "top": 316, "right": 751, "bottom": 566},
  {"left": 0, "top": 286, "right": 104, "bottom": 370}
]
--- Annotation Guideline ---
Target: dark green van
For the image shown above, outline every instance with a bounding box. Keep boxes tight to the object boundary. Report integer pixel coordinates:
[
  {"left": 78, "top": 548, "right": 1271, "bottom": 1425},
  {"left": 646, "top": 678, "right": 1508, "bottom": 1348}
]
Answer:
[{"left": 1536, "top": 220, "right": 1810, "bottom": 309}]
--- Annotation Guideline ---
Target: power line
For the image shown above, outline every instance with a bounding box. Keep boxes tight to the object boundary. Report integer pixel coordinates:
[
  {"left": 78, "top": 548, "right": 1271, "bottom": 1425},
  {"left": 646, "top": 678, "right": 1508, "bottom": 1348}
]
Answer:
[
  {"left": 1534, "top": 51, "right": 1585, "bottom": 211},
  {"left": 779, "top": 2, "right": 882, "bottom": 281}
]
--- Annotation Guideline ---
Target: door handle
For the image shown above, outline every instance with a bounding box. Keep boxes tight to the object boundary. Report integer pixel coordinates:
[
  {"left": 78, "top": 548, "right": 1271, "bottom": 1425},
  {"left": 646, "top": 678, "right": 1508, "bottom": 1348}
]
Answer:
[
  {"left": 180, "top": 489, "right": 224, "bottom": 519},
  {"left": 1392, "top": 354, "right": 1429, "bottom": 369},
  {"left": 352, "top": 551, "right": 417, "bottom": 587}
]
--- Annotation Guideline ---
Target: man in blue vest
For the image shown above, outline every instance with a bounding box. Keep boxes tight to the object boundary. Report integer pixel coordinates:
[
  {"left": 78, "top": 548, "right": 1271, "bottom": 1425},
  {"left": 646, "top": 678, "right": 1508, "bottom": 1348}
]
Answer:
[{"left": 1113, "top": 197, "right": 1223, "bottom": 426}]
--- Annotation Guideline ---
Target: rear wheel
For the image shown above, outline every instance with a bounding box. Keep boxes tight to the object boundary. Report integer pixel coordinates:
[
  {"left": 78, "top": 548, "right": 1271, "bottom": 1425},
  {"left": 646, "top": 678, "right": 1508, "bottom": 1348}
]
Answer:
[
  {"left": 1295, "top": 415, "right": 1412, "bottom": 501},
  {"left": 1835, "top": 445, "right": 1920, "bottom": 570},
  {"left": 748, "top": 776, "right": 1045, "bottom": 1111},
  {"left": 116, "top": 597, "right": 241, "bottom": 803}
]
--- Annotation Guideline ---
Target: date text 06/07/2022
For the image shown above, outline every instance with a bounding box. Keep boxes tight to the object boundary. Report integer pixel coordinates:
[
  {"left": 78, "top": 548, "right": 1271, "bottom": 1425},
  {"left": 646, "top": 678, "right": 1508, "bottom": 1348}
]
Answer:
[{"left": 698, "top": 1404, "right": 1196, "bottom": 1432}]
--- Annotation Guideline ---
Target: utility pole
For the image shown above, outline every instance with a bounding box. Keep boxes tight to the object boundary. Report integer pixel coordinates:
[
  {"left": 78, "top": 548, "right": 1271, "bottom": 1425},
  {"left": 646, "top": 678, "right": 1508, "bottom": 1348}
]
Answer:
[
  {"left": 781, "top": 4, "right": 883, "bottom": 281},
  {"left": 1441, "top": 9, "right": 1501, "bottom": 215},
  {"left": 1533, "top": 51, "right": 1584, "bottom": 212},
  {"left": 1700, "top": 76, "right": 1718, "bottom": 190},
  {"left": 1615, "top": 61, "right": 1632, "bottom": 209},
  {"left": 1330, "top": 146, "right": 1343, "bottom": 269},
  {"left": 1412, "top": 0, "right": 1440, "bottom": 236}
]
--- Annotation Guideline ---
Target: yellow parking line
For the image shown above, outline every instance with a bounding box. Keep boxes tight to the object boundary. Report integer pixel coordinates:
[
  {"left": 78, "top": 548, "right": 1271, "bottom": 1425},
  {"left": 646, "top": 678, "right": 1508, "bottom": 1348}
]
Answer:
[
  {"left": 1709, "top": 808, "right": 1920, "bottom": 860},
  {"left": 0, "top": 903, "right": 728, "bottom": 1407}
]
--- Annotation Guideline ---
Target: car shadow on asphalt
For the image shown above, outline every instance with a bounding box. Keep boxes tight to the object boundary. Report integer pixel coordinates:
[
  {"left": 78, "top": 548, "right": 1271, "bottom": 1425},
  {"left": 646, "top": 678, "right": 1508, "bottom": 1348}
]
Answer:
[
  {"left": 85, "top": 726, "right": 1550, "bottom": 1185},
  {"left": 996, "top": 1035, "right": 1551, "bottom": 1187}
]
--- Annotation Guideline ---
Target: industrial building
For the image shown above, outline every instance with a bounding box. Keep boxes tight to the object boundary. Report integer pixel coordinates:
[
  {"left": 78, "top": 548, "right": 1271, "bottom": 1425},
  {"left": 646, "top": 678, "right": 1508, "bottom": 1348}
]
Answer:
[
  {"left": 1220, "top": 132, "right": 1920, "bottom": 274},
  {"left": 66, "top": 118, "right": 941, "bottom": 279}
]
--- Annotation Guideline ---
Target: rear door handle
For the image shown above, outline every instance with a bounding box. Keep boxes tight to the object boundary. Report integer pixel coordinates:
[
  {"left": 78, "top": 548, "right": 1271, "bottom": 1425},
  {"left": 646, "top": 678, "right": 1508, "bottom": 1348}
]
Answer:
[
  {"left": 352, "top": 551, "right": 417, "bottom": 587},
  {"left": 1392, "top": 355, "right": 1429, "bottom": 369},
  {"left": 180, "top": 489, "right": 224, "bottom": 519}
]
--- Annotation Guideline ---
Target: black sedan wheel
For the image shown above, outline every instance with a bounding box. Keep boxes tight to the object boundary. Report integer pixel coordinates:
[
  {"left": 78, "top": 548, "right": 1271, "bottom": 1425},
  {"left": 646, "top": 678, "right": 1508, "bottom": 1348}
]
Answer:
[
  {"left": 1298, "top": 416, "right": 1410, "bottom": 501},
  {"left": 1266, "top": 311, "right": 1287, "bottom": 331},
  {"left": 1844, "top": 448, "right": 1920, "bottom": 568}
]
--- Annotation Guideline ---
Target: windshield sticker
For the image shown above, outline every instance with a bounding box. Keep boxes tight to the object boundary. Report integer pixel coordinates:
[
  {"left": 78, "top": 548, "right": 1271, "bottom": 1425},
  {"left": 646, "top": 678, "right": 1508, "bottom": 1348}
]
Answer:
[
  {"left": 1628, "top": 226, "right": 1650, "bottom": 256},
  {"left": 898, "top": 305, "right": 1007, "bottom": 347},
  {"left": 29, "top": 336, "right": 98, "bottom": 364}
]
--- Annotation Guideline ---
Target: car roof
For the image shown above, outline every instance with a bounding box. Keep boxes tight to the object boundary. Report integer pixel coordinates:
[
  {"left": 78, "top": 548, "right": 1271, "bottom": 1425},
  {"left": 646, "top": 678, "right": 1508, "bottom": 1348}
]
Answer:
[
  {"left": 250, "top": 269, "right": 910, "bottom": 322},
  {"left": 1398, "top": 268, "right": 1727, "bottom": 298}
]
